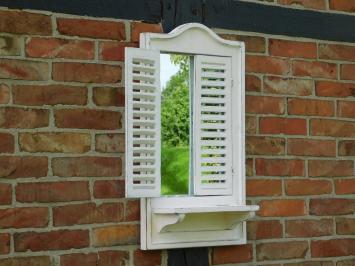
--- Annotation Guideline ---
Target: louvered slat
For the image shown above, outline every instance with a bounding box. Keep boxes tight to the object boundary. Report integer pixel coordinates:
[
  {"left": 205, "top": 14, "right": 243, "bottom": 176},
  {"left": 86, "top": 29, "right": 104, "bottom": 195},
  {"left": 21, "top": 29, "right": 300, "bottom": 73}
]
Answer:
[{"left": 125, "top": 48, "right": 161, "bottom": 198}]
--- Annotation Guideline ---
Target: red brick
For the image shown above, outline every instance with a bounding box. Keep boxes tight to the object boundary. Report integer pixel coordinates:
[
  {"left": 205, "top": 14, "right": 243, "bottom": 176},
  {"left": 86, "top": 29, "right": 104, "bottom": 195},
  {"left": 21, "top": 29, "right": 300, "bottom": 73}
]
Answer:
[
  {"left": 288, "top": 98, "right": 334, "bottom": 116},
  {"left": 212, "top": 245, "right": 253, "bottom": 264},
  {"left": 60, "top": 253, "right": 97, "bottom": 266},
  {"left": 0, "top": 107, "right": 49, "bottom": 129},
  {"left": 335, "top": 179, "right": 355, "bottom": 194},
  {"left": 247, "top": 220, "right": 283, "bottom": 240},
  {"left": 99, "top": 41, "right": 137, "bottom": 61},
  {"left": 246, "top": 136, "right": 285, "bottom": 155},
  {"left": 310, "top": 198, "right": 355, "bottom": 215},
  {"left": 219, "top": 34, "right": 266, "bottom": 53},
  {"left": 52, "top": 62, "right": 121, "bottom": 83},
  {"left": 316, "top": 81, "right": 355, "bottom": 98},
  {"left": 26, "top": 37, "right": 94, "bottom": 59},
  {"left": 16, "top": 181, "right": 90, "bottom": 203},
  {"left": 125, "top": 200, "right": 140, "bottom": 221},
  {"left": 94, "top": 180, "right": 125, "bottom": 199},
  {"left": 98, "top": 250, "right": 129, "bottom": 266},
  {"left": 288, "top": 139, "right": 336, "bottom": 157},
  {"left": 0, "top": 234, "right": 10, "bottom": 254},
  {"left": 93, "top": 87, "right": 124, "bottom": 106},
  {"left": 0, "top": 256, "right": 51, "bottom": 266},
  {"left": 0, "top": 156, "right": 47, "bottom": 179},
  {"left": 264, "top": 76, "right": 312, "bottom": 96},
  {"left": 0, "top": 84, "right": 10, "bottom": 104},
  {"left": 245, "top": 75, "right": 261, "bottom": 92},
  {"left": 256, "top": 158, "right": 304, "bottom": 176},
  {"left": 286, "top": 179, "right": 332, "bottom": 196},
  {"left": 53, "top": 203, "right": 123, "bottom": 226},
  {"left": 0, "top": 207, "right": 48, "bottom": 229},
  {"left": 293, "top": 60, "right": 337, "bottom": 79},
  {"left": 286, "top": 219, "right": 333, "bottom": 237},
  {"left": 0, "top": 59, "right": 48, "bottom": 81},
  {"left": 55, "top": 109, "right": 121, "bottom": 130},
  {"left": 337, "top": 218, "right": 355, "bottom": 235},
  {"left": 247, "top": 179, "right": 282, "bottom": 196},
  {"left": 269, "top": 39, "right": 316, "bottom": 58},
  {"left": 312, "top": 239, "right": 355, "bottom": 257},
  {"left": 93, "top": 224, "right": 139, "bottom": 246},
  {"left": 338, "top": 101, "right": 355, "bottom": 118},
  {"left": 52, "top": 157, "right": 121, "bottom": 177},
  {"left": 0, "top": 133, "right": 14, "bottom": 153},
  {"left": 286, "top": 261, "right": 333, "bottom": 266},
  {"left": 131, "top": 22, "right": 162, "bottom": 42},
  {"left": 96, "top": 134, "right": 125, "bottom": 153},
  {"left": 339, "top": 140, "right": 355, "bottom": 156},
  {"left": 341, "top": 64, "right": 355, "bottom": 81},
  {"left": 0, "top": 36, "right": 21, "bottom": 56},
  {"left": 134, "top": 250, "right": 162, "bottom": 266},
  {"left": 260, "top": 117, "right": 307, "bottom": 135},
  {"left": 0, "top": 183, "right": 11, "bottom": 205},
  {"left": 15, "top": 230, "right": 89, "bottom": 252},
  {"left": 329, "top": 0, "right": 355, "bottom": 12},
  {"left": 246, "top": 55, "right": 289, "bottom": 75},
  {"left": 309, "top": 160, "right": 353, "bottom": 177},
  {"left": 246, "top": 158, "right": 253, "bottom": 176},
  {"left": 278, "top": 0, "right": 326, "bottom": 9},
  {"left": 310, "top": 119, "right": 355, "bottom": 137},
  {"left": 258, "top": 199, "right": 306, "bottom": 217},
  {"left": 0, "top": 10, "right": 51, "bottom": 35},
  {"left": 319, "top": 43, "right": 355, "bottom": 62},
  {"left": 13, "top": 84, "right": 87, "bottom": 106},
  {"left": 257, "top": 241, "right": 308, "bottom": 261},
  {"left": 57, "top": 18, "right": 125, "bottom": 40},
  {"left": 246, "top": 116, "right": 257, "bottom": 134},
  {"left": 246, "top": 96, "right": 285, "bottom": 114}
]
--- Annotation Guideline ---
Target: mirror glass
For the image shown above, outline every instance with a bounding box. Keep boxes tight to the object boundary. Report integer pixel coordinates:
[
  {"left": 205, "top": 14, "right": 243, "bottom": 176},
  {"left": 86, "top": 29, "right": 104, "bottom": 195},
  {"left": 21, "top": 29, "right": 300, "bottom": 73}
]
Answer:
[{"left": 160, "top": 53, "right": 191, "bottom": 195}]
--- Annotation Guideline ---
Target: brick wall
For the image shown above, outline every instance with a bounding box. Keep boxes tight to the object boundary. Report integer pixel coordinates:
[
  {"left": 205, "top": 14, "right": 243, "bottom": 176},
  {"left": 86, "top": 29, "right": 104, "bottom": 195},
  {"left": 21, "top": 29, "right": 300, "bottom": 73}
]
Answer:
[{"left": 0, "top": 4, "right": 354, "bottom": 266}]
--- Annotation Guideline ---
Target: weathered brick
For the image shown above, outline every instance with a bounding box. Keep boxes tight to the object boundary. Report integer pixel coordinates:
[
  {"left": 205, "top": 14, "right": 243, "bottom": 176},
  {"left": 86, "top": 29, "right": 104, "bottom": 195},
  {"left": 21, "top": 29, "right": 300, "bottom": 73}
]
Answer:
[
  {"left": 338, "top": 101, "right": 355, "bottom": 118},
  {"left": 20, "top": 133, "right": 90, "bottom": 153},
  {"left": 93, "top": 224, "right": 139, "bottom": 246},
  {"left": 293, "top": 60, "right": 337, "bottom": 79},
  {"left": 13, "top": 84, "right": 87, "bottom": 106},
  {"left": 288, "top": 139, "right": 336, "bottom": 157},
  {"left": 319, "top": 43, "right": 355, "bottom": 62},
  {"left": 0, "top": 256, "right": 51, "bottom": 266},
  {"left": 0, "top": 234, "right": 10, "bottom": 254},
  {"left": 246, "top": 116, "right": 257, "bottom": 134},
  {"left": 309, "top": 160, "right": 353, "bottom": 177},
  {"left": 0, "top": 107, "right": 49, "bottom": 128},
  {"left": 26, "top": 37, "right": 94, "bottom": 59},
  {"left": 134, "top": 250, "right": 162, "bottom": 266},
  {"left": 99, "top": 41, "right": 137, "bottom": 61},
  {"left": 52, "top": 157, "right": 121, "bottom": 177},
  {"left": 55, "top": 109, "right": 121, "bottom": 130},
  {"left": 57, "top": 18, "right": 125, "bottom": 40},
  {"left": 247, "top": 179, "right": 282, "bottom": 196},
  {"left": 258, "top": 200, "right": 306, "bottom": 217},
  {"left": 131, "top": 22, "right": 162, "bottom": 42},
  {"left": 94, "top": 180, "right": 125, "bottom": 199},
  {"left": 257, "top": 241, "right": 308, "bottom": 261},
  {"left": 0, "top": 133, "right": 14, "bottom": 153},
  {"left": 53, "top": 203, "right": 123, "bottom": 226},
  {"left": 336, "top": 218, "right": 355, "bottom": 235},
  {"left": 96, "top": 134, "right": 124, "bottom": 153},
  {"left": 52, "top": 62, "right": 121, "bottom": 83},
  {"left": 0, "top": 59, "right": 49, "bottom": 81},
  {"left": 246, "top": 158, "right": 253, "bottom": 176},
  {"left": 337, "top": 259, "right": 355, "bottom": 266},
  {"left": 0, "top": 183, "right": 11, "bottom": 205},
  {"left": 341, "top": 64, "right": 355, "bottom": 81},
  {"left": 0, "top": 84, "right": 10, "bottom": 104},
  {"left": 14, "top": 230, "right": 89, "bottom": 252},
  {"left": 278, "top": 0, "right": 326, "bottom": 9},
  {"left": 264, "top": 76, "right": 312, "bottom": 96},
  {"left": 98, "top": 250, "right": 129, "bottom": 266},
  {"left": 246, "top": 75, "right": 261, "bottom": 92},
  {"left": 286, "top": 219, "right": 333, "bottom": 237},
  {"left": 260, "top": 117, "right": 307, "bottom": 135},
  {"left": 0, "top": 10, "right": 52, "bottom": 35},
  {"left": 310, "top": 119, "right": 355, "bottom": 137},
  {"left": 269, "top": 39, "right": 316, "bottom": 58},
  {"left": 310, "top": 198, "right": 355, "bottom": 215},
  {"left": 0, "top": 156, "right": 47, "bottom": 179},
  {"left": 60, "top": 253, "right": 97, "bottom": 266},
  {"left": 125, "top": 200, "right": 140, "bottom": 222},
  {"left": 0, "top": 207, "right": 48, "bottom": 229},
  {"left": 329, "top": 0, "right": 355, "bottom": 12},
  {"left": 212, "top": 245, "right": 253, "bottom": 264},
  {"left": 246, "top": 136, "right": 285, "bottom": 155},
  {"left": 311, "top": 239, "right": 355, "bottom": 257},
  {"left": 0, "top": 35, "right": 21, "bottom": 56},
  {"left": 246, "top": 96, "right": 285, "bottom": 114},
  {"left": 220, "top": 34, "right": 265, "bottom": 53},
  {"left": 16, "top": 181, "right": 90, "bottom": 203},
  {"left": 93, "top": 87, "right": 124, "bottom": 106},
  {"left": 285, "top": 179, "right": 332, "bottom": 195},
  {"left": 285, "top": 261, "right": 332, "bottom": 266},
  {"left": 247, "top": 220, "right": 283, "bottom": 240},
  {"left": 256, "top": 159, "right": 305, "bottom": 176},
  {"left": 339, "top": 140, "right": 355, "bottom": 156},
  {"left": 246, "top": 55, "right": 289, "bottom": 75},
  {"left": 288, "top": 98, "right": 334, "bottom": 116},
  {"left": 316, "top": 81, "right": 355, "bottom": 98},
  {"left": 335, "top": 179, "right": 355, "bottom": 195}
]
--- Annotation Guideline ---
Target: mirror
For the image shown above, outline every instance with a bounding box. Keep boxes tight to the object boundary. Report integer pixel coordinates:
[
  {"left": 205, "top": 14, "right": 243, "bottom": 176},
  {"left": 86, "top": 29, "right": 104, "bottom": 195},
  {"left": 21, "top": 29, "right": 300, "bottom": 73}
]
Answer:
[{"left": 160, "top": 53, "right": 191, "bottom": 195}]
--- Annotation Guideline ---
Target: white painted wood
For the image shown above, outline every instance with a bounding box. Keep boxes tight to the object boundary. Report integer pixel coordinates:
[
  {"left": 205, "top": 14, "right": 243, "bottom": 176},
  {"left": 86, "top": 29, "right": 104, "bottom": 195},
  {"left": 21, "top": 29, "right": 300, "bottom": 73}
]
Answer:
[
  {"left": 125, "top": 47, "right": 161, "bottom": 198},
  {"left": 153, "top": 205, "right": 259, "bottom": 214}
]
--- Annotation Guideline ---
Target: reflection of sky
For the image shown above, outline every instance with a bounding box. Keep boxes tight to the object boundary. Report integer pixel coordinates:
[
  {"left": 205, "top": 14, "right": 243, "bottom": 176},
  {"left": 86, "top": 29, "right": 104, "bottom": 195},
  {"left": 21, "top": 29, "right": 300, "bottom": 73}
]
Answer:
[{"left": 160, "top": 54, "right": 179, "bottom": 90}]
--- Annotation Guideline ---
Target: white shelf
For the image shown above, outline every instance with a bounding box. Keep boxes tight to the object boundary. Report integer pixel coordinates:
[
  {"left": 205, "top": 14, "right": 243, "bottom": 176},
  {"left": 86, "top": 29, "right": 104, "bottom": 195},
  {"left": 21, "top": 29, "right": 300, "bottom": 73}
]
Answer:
[{"left": 153, "top": 205, "right": 259, "bottom": 214}]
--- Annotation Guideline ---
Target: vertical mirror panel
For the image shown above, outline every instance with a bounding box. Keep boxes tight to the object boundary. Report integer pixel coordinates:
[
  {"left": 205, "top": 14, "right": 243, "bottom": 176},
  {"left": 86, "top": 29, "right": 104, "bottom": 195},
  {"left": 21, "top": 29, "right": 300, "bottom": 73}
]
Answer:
[{"left": 160, "top": 54, "right": 190, "bottom": 195}]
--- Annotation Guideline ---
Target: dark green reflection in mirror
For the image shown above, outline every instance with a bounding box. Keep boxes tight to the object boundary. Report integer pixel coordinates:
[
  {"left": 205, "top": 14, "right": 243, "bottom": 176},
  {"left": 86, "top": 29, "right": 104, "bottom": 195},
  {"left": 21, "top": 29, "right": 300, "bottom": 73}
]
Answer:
[{"left": 160, "top": 54, "right": 190, "bottom": 195}]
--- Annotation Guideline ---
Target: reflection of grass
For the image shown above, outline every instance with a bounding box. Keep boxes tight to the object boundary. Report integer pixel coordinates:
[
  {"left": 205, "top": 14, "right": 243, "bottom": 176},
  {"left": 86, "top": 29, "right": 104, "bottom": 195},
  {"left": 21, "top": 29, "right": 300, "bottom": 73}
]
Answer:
[{"left": 161, "top": 146, "right": 189, "bottom": 195}]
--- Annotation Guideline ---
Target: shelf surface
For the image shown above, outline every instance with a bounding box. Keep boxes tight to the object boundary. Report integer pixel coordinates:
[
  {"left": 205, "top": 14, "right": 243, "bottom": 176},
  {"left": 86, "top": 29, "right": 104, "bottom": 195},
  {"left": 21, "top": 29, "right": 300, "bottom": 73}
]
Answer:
[{"left": 153, "top": 205, "right": 259, "bottom": 214}]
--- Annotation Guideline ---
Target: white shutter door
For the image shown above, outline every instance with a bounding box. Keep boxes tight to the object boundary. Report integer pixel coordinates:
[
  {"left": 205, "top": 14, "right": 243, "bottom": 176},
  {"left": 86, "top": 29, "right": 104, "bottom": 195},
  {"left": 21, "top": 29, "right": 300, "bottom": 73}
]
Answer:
[
  {"left": 193, "top": 55, "right": 233, "bottom": 195},
  {"left": 125, "top": 48, "right": 161, "bottom": 198}
]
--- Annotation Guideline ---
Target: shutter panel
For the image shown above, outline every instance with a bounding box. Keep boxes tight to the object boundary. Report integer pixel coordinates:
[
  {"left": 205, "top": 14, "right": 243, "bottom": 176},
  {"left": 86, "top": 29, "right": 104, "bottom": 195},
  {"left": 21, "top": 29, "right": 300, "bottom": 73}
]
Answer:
[
  {"left": 125, "top": 48, "right": 161, "bottom": 198},
  {"left": 193, "top": 55, "right": 233, "bottom": 195}
]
